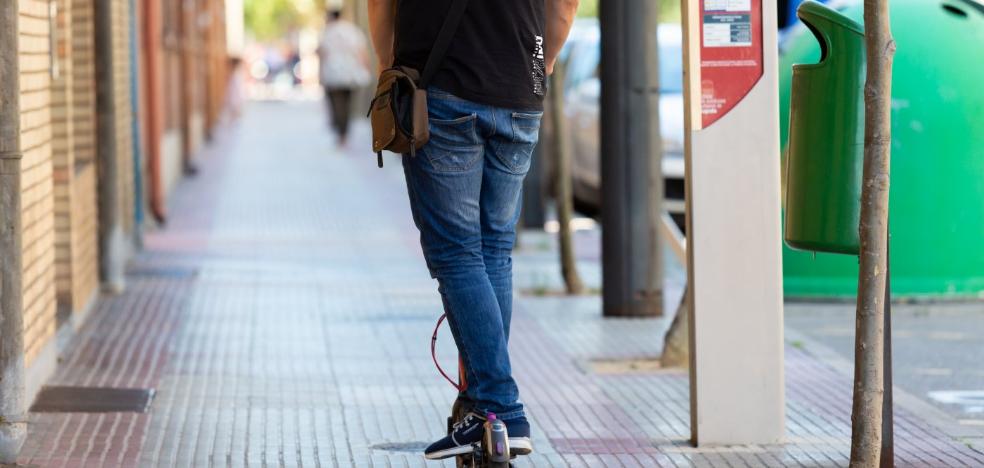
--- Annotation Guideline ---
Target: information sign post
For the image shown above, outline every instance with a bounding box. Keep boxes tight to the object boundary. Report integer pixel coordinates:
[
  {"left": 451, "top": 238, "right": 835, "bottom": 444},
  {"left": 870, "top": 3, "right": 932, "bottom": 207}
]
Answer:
[{"left": 682, "top": 0, "right": 785, "bottom": 445}]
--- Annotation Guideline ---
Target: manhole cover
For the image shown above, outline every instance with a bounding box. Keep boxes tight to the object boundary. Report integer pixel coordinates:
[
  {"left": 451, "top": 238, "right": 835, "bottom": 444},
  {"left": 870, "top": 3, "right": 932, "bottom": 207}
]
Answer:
[
  {"left": 371, "top": 442, "right": 430, "bottom": 453},
  {"left": 31, "top": 386, "right": 156, "bottom": 413},
  {"left": 587, "top": 357, "right": 665, "bottom": 375},
  {"left": 127, "top": 266, "right": 198, "bottom": 278}
]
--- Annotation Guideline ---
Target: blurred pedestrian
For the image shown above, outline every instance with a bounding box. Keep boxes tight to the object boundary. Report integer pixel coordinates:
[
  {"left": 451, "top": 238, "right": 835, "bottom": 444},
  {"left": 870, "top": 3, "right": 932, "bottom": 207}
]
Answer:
[
  {"left": 223, "top": 57, "right": 245, "bottom": 122},
  {"left": 369, "top": 0, "right": 579, "bottom": 461},
  {"left": 317, "top": 8, "right": 371, "bottom": 147}
]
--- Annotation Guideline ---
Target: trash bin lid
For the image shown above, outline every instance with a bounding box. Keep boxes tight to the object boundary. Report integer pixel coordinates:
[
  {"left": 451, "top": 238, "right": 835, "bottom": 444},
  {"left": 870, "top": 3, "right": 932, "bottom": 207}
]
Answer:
[{"left": 797, "top": 0, "right": 864, "bottom": 35}]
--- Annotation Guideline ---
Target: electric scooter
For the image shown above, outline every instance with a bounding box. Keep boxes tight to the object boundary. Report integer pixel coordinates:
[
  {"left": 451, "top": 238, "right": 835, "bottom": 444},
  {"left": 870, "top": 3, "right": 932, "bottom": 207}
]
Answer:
[
  {"left": 433, "top": 315, "right": 516, "bottom": 468},
  {"left": 448, "top": 396, "right": 512, "bottom": 468}
]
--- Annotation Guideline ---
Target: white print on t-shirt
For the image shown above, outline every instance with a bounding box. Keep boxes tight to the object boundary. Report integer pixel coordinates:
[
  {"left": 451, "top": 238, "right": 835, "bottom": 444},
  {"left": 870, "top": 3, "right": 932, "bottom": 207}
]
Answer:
[{"left": 532, "top": 35, "right": 546, "bottom": 96}]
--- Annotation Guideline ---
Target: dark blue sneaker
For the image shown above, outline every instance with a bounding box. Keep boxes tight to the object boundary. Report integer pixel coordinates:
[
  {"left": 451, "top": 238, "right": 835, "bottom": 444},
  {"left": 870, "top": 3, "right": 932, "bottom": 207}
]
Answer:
[
  {"left": 424, "top": 411, "right": 486, "bottom": 460},
  {"left": 505, "top": 416, "right": 533, "bottom": 456}
]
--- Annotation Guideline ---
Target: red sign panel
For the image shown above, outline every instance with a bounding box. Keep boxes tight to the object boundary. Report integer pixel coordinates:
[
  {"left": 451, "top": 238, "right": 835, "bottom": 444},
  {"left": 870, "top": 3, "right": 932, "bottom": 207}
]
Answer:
[{"left": 699, "top": 0, "right": 764, "bottom": 128}]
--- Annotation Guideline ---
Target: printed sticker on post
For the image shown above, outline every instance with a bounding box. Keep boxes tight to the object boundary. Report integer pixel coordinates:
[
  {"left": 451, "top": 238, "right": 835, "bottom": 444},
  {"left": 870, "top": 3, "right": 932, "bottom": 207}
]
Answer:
[
  {"left": 703, "top": 13, "right": 752, "bottom": 47},
  {"left": 704, "top": 0, "right": 752, "bottom": 12}
]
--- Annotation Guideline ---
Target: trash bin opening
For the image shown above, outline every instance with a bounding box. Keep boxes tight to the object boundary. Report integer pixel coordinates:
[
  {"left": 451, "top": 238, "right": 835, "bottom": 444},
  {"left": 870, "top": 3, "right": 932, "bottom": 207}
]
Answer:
[{"left": 802, "top": 20, "right": 829, "bottom": 64}]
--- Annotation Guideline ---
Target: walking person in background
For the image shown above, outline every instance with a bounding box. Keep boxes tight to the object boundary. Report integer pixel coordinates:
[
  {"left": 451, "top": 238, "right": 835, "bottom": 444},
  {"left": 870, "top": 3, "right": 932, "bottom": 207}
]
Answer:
[
  {"left": 317, "top": 8, "right": 371, "bottom": 147},
  {"left": 368, "top": 0, "right": 579, "bottom": 461},
  {"left": 223, "top": 57, "right": 245, "bottom": 123}
]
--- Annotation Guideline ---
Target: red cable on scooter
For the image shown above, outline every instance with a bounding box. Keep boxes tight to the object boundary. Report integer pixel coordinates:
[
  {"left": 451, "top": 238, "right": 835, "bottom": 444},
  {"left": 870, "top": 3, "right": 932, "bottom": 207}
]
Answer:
[{"left": 431, "top": 314, "right": 464, "bottom": 392}]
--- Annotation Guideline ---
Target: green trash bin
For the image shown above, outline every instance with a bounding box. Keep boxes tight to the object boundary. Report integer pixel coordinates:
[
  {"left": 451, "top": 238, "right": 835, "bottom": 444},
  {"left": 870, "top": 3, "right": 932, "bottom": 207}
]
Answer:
[{"left": 783, "top": 0, "right": 866, "bottom": 255}]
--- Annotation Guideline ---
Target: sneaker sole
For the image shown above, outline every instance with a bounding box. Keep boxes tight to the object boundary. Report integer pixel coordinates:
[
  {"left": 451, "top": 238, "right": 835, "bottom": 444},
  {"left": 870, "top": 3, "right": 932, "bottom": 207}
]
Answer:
[
  {"left": 423, "top": 444, "right": 475, "bottom": 460},
  {"left": 424, "top": 438, "right": 533, "bottom": 460},
  {"left": 509, "top": 437, "right": 533, "bottom": 456}
]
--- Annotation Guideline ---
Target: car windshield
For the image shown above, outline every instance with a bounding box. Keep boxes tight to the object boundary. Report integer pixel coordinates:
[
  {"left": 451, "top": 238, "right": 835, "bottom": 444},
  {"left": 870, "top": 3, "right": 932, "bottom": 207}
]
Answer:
[
  {"left": 564, "top": 40, "right": 598, "bottom": 90},
  {"left": 658, "top": 44, "right": 683, "bottom": 93}
]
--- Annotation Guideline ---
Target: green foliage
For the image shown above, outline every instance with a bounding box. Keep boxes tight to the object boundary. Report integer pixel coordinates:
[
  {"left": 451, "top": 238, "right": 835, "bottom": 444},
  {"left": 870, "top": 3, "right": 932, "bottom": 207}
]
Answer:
[
  {"left": 577, "top": 0, "right": 599, "bottom": 17},
  {"left": 244, "top": 0, "right": 324, "bottom": 40},
  {"left": 244, "top": 0, "right": 298, "bottom": 40},
  {"left": 578, "top": 0, "right": 681, "bottom": 23}
]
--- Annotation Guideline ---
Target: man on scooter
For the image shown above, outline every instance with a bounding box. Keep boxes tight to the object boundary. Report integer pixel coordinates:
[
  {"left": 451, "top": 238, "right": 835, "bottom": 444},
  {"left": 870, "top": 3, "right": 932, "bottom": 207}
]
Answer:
[{"left": 368, "top": 0, "right": 580, "bottom": 461}]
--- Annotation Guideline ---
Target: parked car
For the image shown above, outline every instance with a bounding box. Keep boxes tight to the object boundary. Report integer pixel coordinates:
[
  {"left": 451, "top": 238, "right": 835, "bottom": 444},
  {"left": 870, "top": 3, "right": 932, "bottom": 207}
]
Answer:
[
  {"left": 537, "top": 20, "right": 685, "bottom": 220},
  {"left": 538, "top": 11, "right": 825, "bottom": 223}
]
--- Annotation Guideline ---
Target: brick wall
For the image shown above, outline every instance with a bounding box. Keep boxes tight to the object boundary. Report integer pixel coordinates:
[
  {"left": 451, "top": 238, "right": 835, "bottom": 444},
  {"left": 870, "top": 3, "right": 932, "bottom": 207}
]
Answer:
[
  {"left": 71, "top": 0, "right": 97, "bottom": 166},
  {"left": 19, "top": 0, "right": 58, "bottom": 367},
  {"left": 51, "top": 0, "right": 76, "bottom": 316},
  {"left": 71, "top": 0, "right": 101, "bottom": 315},
  {"left": 52, "top": 0, "right": 100, "bottom": 320},
  {"left": 16, "top": 0, "right": 131, "bottom": 370}
]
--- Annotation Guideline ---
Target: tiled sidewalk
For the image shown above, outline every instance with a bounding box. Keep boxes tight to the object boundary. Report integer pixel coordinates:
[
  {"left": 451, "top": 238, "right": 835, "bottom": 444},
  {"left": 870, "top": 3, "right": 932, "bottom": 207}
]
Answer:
[{"left": 15, "top": 101, "right": 984, "bottom": 467}]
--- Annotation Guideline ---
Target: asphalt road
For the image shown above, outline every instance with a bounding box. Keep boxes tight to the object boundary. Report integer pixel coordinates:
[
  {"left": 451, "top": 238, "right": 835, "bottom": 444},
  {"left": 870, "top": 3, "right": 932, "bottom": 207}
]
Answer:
[{"left": 785, "top": 300, "right": 984, "bottom": 428}]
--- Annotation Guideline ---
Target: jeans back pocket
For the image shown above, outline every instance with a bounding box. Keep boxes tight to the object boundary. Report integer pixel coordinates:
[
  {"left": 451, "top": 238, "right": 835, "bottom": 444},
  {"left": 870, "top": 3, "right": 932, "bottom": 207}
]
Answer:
[
  {"left": 491, "top": 112, "right": 543, "bottom": 175},
  {"left": 423, "top": 114, "right": 482, "bottom": 172}
]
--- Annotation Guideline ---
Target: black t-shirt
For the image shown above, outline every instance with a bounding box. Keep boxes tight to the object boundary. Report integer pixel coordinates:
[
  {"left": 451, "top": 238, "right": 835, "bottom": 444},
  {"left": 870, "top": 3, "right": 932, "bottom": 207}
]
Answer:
[{"left": 394, "top": 0, "right": 546, "bottom": 111}]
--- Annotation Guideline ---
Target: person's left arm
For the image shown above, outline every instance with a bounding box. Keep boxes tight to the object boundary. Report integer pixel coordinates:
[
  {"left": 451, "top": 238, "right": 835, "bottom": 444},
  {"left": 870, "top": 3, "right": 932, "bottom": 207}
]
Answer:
[{"left": 544, "top": 0, "right": 580, "bottom": 75}]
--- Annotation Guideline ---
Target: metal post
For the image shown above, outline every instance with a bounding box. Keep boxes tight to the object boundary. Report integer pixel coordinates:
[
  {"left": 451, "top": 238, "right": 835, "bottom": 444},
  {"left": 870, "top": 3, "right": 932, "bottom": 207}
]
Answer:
[
  {"left": 0, "top": 0, "right": 28, "bottom": 461},
  {"left": 178, "top": 0, "right": 195, "bottom": 174},
  {"left": 599, "top": 0, "right": 663, "bottom": 317},
  {"left": 142, "top": 0, "right": 168, "bottom": 224},
  {"left": 94, "top": 0, "right": 127, "bottom": 292},
  {"left": 129, "top": 0, "right": 144, "bottom": 247}
]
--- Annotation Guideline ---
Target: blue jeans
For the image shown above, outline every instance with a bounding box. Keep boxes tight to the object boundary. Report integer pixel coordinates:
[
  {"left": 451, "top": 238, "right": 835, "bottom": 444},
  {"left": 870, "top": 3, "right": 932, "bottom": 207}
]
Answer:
[{"left": 402, "top": 88, "right": 542, "bottom": 421}]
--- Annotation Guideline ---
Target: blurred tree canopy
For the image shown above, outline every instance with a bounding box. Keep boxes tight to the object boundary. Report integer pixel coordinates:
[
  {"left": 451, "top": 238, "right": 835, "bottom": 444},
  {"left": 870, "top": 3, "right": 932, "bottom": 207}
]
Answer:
[
  {"left": 245, "top": 0, "right": 326, "bottom": 40},
  {"left": 244, "top": 0, "right": 680, "bottom": 40},
  {"left": 577, "top": 0, "right": 681, "bottom": 22}
]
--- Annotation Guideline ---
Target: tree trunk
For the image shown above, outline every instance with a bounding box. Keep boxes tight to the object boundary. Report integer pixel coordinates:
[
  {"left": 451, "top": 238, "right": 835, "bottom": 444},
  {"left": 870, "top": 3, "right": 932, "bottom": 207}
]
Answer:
[
  {"left": 659, "top": 210, "right": 688, "bottom": 367},
  {"left": 661, "top": 285, "right": 689, "bottom": 368},
  {"left": 850, "top": 0, "right": 895, "bottom": 466},
  {"left": 549, "top": 63, "right": 584, "bottom": 295},
  {"left": 645, "top": 0, "right": 664, "bottom": 311}
]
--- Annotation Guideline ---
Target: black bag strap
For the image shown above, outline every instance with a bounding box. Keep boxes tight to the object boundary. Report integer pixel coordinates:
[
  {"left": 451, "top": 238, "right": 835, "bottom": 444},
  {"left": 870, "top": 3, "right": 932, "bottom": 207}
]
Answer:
[{"left": 418, "top": 0, "right": 470, "bottom": 89}]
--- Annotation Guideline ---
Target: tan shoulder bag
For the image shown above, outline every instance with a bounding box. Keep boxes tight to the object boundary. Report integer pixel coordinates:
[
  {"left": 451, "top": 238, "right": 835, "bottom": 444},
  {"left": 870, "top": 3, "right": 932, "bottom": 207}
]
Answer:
[{"left": 368, "top": 0, "right": 470, "bottom": 167}]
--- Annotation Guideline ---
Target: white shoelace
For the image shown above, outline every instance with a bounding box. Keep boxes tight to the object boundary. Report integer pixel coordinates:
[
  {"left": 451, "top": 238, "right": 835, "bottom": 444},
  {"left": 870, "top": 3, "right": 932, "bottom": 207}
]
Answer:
[{"left": 452, "top": 413, "right": 478, "bottom": 432}]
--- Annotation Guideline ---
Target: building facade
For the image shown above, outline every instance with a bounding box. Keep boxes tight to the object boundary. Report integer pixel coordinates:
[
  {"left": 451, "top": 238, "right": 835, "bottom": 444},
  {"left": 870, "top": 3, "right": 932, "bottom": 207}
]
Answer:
[{"left": 0, "top": 0, "right": 230, "bottom": 461}]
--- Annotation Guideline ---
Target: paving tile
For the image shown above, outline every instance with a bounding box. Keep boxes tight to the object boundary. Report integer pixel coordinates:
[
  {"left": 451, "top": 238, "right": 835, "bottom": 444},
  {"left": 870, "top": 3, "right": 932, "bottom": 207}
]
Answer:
[{"left": 16, "top": 101, "right": 984, "bottom": 467}]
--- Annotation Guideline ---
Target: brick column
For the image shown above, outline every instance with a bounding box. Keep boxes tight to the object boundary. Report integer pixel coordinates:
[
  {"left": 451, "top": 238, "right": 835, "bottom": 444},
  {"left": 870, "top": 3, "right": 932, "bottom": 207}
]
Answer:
[{"left": 94, "top": 0, "right": 127, "bottom": 292}]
